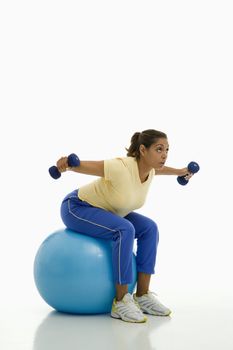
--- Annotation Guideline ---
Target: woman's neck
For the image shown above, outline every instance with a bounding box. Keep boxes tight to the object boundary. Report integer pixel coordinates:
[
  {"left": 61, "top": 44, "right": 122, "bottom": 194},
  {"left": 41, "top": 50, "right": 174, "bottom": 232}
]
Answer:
[{"left": 136, "top": 158, "right": 153, "bottom": 183}]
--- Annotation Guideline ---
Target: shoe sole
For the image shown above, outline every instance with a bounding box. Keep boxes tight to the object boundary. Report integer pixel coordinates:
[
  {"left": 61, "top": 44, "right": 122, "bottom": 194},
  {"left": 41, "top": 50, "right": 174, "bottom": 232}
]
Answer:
[
  {"left": 141, "top": 309, "right": 172, "bottom": 316},
  {"left": 111, "top": 312, "right": 147, "bottom": 323}
]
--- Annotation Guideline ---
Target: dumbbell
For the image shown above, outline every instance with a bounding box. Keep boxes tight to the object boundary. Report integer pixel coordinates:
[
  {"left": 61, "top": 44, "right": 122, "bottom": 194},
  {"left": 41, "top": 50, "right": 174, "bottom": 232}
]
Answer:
[
  {"left": 49, "top": 153, "right": 80, "bottom": 179},
  {"left": 177, "top": 161, "right": 200, "bottom": 185}
]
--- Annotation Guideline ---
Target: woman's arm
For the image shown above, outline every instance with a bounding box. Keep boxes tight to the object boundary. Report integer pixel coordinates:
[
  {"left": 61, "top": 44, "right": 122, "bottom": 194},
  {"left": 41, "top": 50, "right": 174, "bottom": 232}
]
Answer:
[
  {"left": 70, "top": 161, "right": 104, "bottom": 177},
  {"left": 155, "top": 166, "right": 192, "bottom": 178},
  {"left": 56, "top": 157, "right": 104, "bottom": 177}
]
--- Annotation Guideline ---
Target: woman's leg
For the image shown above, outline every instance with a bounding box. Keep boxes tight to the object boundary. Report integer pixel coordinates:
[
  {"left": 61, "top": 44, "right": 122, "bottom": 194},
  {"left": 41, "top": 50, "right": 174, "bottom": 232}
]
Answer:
[
  {"left": 124, "top": 212, "right": 159, "bottom": 296},
  {"left": 136, "top": 273, "right": 151, "bottom": 297},
  {"left": 60, "top": 190, "right": 135, "bottom": 299},
  {"left": 125, "top": 212, "right": 171, "bottom": 316},
  {"left": 115, "top": 284, "right": 128, "bottom": 301}
]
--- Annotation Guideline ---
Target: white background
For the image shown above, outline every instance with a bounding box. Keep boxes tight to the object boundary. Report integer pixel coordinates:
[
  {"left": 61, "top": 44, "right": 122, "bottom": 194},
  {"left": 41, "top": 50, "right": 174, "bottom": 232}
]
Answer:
[{"left": 0, "top": 1, "right": 232, "bottom": 349}]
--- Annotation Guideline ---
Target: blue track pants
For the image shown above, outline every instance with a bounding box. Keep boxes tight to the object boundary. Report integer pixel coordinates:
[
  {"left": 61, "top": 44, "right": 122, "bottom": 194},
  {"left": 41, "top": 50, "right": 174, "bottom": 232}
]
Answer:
[{"left": 60, "top": 190, "right": 159, "bottom": 285}]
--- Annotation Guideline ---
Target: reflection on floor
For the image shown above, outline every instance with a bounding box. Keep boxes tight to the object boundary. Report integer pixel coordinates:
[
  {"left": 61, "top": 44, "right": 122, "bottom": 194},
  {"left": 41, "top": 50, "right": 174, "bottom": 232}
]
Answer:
[{"left": 33, "top": 310, "right": 171, "bottom": 350}]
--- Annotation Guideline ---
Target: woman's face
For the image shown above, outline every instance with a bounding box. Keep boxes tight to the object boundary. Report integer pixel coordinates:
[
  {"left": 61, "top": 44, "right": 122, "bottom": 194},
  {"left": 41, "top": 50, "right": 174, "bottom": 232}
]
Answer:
[{"left": 140, "top": 138, "right": 169, "bottom": 169}]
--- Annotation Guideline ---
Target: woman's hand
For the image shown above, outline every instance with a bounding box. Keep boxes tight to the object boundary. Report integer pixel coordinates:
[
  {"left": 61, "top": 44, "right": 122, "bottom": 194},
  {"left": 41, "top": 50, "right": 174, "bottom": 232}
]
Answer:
[
  {"left": 178, "top": 167, "right": 193, "bottom": 180},
  {"left": 56, "top": 157, "right": 69, "bottom": 173}
]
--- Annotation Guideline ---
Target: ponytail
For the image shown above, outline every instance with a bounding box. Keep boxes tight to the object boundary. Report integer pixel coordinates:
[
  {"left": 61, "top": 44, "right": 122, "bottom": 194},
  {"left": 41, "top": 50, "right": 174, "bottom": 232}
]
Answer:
[{"left": 125, "top": 132, "right": 141, "bottom": 159}]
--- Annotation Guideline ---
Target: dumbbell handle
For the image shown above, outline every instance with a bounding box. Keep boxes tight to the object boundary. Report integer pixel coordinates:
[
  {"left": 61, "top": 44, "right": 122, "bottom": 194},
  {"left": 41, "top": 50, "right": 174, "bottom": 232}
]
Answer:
[
  {"left": 49, "top": 153, "right": 80, "bottom": 179},
  {"left": 177, "top": 161, "right": 200, "bottom": 186}
]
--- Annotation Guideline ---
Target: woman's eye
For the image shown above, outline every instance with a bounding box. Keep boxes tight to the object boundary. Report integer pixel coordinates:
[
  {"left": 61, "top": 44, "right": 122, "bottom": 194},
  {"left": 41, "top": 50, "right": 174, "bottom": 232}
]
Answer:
[{"left": 155, "top": 147, "right": 169, "bottom": 153}]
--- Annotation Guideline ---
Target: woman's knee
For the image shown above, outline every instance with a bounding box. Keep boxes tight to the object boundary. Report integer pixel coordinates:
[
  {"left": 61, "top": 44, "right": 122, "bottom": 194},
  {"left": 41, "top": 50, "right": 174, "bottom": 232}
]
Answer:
[
  {"left": 113, "top": 220, "right": 135, "bottom": 242},
  {"left": 147, "top": 219, "right": 159, "bottom": 243}
]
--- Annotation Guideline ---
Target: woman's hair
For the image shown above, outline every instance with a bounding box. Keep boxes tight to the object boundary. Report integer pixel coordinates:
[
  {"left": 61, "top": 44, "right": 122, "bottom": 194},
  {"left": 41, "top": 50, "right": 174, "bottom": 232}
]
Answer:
[{"left": 126, "top": 129, "right": 167, "bottom": 160}]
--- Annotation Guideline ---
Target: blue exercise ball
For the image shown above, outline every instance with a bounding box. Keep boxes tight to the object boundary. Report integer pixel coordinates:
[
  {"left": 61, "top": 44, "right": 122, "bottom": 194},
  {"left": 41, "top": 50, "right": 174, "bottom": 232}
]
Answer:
[{"left": 34, "top": 228, "right": 137, "bottom": 314}]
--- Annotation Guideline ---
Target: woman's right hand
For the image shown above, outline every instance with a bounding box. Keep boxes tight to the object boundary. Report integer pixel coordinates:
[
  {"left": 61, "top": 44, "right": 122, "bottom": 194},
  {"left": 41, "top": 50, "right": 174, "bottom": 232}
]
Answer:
[{"left": 56, "top": 157, "right": 69, "bottom": 173}]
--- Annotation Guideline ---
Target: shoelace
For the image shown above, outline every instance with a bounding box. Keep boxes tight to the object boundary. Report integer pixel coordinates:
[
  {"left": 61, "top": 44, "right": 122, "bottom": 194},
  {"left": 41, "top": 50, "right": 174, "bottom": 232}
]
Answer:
[
  {"left": 124, "top": 297, "right": 141, "bottom": 312},
  {"left": 136, "top": 291, "right": 158, "bottom": 299}
]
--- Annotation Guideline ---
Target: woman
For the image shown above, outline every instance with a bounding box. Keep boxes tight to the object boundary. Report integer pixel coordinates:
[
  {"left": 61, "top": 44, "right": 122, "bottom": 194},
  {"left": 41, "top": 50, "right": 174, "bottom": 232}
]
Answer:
[{"left": 58, "top": 129, "right": 193, "bottom": 323}]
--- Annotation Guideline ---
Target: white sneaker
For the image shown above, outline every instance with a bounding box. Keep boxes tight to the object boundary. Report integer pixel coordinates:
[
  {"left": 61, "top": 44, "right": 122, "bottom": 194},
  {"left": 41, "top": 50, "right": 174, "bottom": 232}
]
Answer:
[
  {"left": 133, "top": 291, "right": 171, "bottom": 316},
  {"left": 111, "top": 293, "right": 147, "bottom": 323}
]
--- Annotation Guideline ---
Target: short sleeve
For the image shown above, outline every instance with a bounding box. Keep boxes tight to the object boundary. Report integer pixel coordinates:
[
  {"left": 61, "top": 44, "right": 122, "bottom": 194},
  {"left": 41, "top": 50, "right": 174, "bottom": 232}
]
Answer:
[{"left": 104, "top": 158, "right": 125, "bottom": 181}]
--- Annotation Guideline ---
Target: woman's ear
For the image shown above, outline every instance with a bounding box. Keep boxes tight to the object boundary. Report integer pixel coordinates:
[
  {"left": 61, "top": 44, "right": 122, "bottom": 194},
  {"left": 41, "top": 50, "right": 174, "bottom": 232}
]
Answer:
[{"left": 139, "top": 144, "right": 146, "bottom": 156}]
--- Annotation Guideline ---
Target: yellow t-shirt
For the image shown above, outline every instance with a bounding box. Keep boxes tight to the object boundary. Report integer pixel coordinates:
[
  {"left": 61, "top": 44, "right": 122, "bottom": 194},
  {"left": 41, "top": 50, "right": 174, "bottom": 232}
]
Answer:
[{"left": 78, "top": 156, "right": 155, "bottom": 217}]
